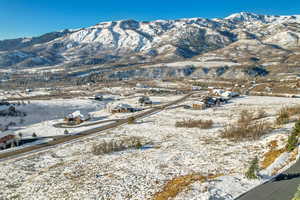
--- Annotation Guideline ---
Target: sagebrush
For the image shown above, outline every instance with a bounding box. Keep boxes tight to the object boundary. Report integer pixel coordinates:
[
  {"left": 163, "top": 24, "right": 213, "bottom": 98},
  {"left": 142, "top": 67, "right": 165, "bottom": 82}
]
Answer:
[
  {"left": 221, "top": 110, "right": 271, "bottom": 141},
  {"left": 92, "top": 136, "right": 144, "bottom": 155},
  {"left": 175, "top": 119, "right": 213, "bottom": 129}
]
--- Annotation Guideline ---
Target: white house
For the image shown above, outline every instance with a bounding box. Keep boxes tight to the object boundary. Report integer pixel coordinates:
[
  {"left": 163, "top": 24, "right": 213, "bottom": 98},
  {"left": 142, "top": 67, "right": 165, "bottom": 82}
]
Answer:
[
  {"left": 221, "top": 91, "right": 240, "bottom": 98},
  {"left": 64, "top": 111, "right": 90, "bottom": 124}
]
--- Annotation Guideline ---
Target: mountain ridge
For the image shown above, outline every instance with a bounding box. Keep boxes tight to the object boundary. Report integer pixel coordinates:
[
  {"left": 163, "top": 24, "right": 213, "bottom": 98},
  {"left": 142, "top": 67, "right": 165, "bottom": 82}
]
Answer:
[{"left": 0, "top": 12, "right": 300, "bottom": 78}]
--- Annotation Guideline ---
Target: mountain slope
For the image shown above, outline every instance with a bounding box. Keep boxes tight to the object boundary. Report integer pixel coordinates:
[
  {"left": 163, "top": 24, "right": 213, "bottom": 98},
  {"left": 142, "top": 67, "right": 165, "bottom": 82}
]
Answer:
[{"left": 0, "top": 12, "right": 300, "bottom": 73}]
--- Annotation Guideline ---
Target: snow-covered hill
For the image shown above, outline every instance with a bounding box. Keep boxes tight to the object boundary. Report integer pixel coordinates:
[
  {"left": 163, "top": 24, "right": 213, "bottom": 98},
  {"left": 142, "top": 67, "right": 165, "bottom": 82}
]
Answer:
[{"left": 0, "top": 12, "right": 300, "bottom": 75}]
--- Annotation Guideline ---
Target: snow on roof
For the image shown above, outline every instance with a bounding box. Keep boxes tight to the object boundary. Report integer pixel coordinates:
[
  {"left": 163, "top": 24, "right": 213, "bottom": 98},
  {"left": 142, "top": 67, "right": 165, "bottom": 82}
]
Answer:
[
  {"left": 67, "top": 110, "right": 84, "bottom": 119},
  {"left": 221, "top": 91, "right": 240, "bottom": 97},
  {"left": 213, "top": 89, "right": 225, "bottom": 95},
  {"left": 114, "top": 103, "right": 133, "bottom": 109}
]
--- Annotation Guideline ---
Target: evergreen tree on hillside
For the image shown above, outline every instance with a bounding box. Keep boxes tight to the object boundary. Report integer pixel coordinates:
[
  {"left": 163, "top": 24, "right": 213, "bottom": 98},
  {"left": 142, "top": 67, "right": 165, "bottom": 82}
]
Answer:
[
  {"left": 245, "top": 156, "right": 260, "bottom": 179},
  {"left": 286, "top": 131, "right": 298, "bottom": 152},
  {"left": 286, "top": 119, "right": 300, "bottom": 152},
  {"left": 293, "top": 120, "right": 300, "bottom": 135}
]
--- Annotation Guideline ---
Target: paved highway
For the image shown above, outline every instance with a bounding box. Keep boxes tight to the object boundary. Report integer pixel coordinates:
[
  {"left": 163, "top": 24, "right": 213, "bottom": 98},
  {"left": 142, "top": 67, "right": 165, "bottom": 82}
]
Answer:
[{"left": 237, "top": 159, "right": 300, "bottom": 200}]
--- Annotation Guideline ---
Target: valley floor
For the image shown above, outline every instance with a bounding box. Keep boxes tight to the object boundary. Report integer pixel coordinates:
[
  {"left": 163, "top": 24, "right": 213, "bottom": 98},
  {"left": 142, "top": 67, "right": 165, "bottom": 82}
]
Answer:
[{"left": 0, "top": 95, "right": 299, "bottom": 199}]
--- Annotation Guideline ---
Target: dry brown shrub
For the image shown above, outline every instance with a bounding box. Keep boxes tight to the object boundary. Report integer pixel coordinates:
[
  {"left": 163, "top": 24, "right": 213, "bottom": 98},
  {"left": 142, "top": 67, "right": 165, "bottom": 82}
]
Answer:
[
  {"left": 92, "top": 136, "right": 143, "bottom": 155},
  {"left": 261, "top": 148, "right": 285, "bottom": 169},
  {"left": 153, "top": 174, "right": 221, "bottom": 200},
  {"left": 175, "top": 119, "right": 213, "bottom": 129},
  {"left": 276, "top": 105, "right": 300, "bottom": 125},
  {"left": 221, "top": 109, "right": 273, "bottom": 141},
  {"left": 276, "top": 107, "right": 290, "bottom": 125},
  {"left": 128, "top": 116, "right": 135, "bottom": 124},
  {"left": 221, "top": 121, "right": 272, "bottom": 141},
  {"left": 286, "top": 105, "right": 300, "bottom": 116},
  {"left": 255, "top": 109, "right": 268, "bottom": 120},
  {"left": 268, "top": 140, "right": 278, "bottom": 150},
  {"left": 237, "top": 110, "right": 254, "bottom": 127}
]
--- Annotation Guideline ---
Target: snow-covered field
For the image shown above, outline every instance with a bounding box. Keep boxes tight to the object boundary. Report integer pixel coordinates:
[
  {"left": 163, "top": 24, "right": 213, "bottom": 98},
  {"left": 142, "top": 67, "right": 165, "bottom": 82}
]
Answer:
[
  {"left": 0, "top": 99, "right": 105, "bottom": 137},
  {"left": 0, "top": 89, "right": 51, "bottom": 99},
  {"left": 0, "top": 95, "right": 299, "bottom": 199},
  {"left": 140, "top": 61, "right": 241, "bottom": 69},
  {"left": 0, "top": 94, "right": 178, "bottom": 138}
]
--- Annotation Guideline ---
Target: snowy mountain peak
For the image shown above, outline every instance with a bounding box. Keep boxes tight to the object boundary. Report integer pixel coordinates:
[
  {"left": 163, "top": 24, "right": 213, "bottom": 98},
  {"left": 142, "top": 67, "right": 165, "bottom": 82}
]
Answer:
[
  {"left": 225, "top": 12, "right": 268, "bottom": 22},
  {"left": 1, "top": 12, "right": 300, "bottom": 69},
  {"left": 225, "top": 12, "right": 300, "bottom": 24}
]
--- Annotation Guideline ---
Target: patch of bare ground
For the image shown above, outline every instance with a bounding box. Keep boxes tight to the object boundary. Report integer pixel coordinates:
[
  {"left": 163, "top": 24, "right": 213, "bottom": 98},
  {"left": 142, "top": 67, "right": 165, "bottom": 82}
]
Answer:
[
  {"left": 261, "top": 143, "right": 285, "bottom": 170},
  {"left": 153, "top": 174, "right": 221, "bottom": 200},
  {"left": 261, "top": 136, "right": 299, "bottom": 171},
  {"left": 269, "top": 147, "right": 299, "bottom": 176}
]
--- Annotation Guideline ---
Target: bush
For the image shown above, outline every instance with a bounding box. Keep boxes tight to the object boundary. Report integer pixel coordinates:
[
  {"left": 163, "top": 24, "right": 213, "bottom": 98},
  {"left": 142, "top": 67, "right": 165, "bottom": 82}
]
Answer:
[
  {"left": 245, "top": 156, "right": 260, "bottom": 179},
  {"left": 175, "top": 119, "right": 213, "bottom": 129},
  {"left": 276, "top": 107, "right": 290, "bottom": 125},
  {"left": 286, "top": 131, "right": 299, "bottom": 152},
  {"left": 128, "top": 116, "right": 135, "bottom": 124},
  {"left": 237, "top": 110, "right": 254, "bottom": 127},
  {"left": 286, "top": 105, "right": 300, "bottom": 116},
  {"left": 293, "top": 120, "right": 300, "bottom": 135},
  {"left": 276, "top": 105, "right": 300, "bottom": 125},
  {"left": 255, "top": 109, "right": 268, "bottom": 120},
  {"left": 286, "top": 119, "right": 300, "bottom": 152},
  {"left": 221, "top": 120, "right": 271, "bottom": 141},
  {"left": 92, "top": 136, "right": 144, "bottom": 155}
]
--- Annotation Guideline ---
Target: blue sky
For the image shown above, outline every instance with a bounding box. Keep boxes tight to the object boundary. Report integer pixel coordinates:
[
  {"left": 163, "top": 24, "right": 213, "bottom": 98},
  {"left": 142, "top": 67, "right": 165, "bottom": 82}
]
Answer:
[{"left": 1, "top": 0, "right": 300, "bottom": 40}]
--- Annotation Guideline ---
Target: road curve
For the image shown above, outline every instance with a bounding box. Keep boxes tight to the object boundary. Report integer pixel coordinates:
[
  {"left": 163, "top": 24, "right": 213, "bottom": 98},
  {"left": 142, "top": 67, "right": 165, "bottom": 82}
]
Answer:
[
  {"left": 0, "top": 93, "right": 195, "bottom": 161},
  {"left": 236, "top": 158, "right": 300, "bottom": 200}
]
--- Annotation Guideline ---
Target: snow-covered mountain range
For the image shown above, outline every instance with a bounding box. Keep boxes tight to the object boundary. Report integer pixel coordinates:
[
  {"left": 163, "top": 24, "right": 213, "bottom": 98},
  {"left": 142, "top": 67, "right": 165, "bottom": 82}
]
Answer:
[{"left": 1, "top": 12, "right": 300, "bottom": 77}]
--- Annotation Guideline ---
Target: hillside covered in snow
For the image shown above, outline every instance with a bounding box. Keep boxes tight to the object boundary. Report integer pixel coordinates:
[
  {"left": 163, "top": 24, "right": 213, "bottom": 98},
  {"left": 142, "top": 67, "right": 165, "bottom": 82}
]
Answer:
[{"left": 1, "top": 12, "right": 300, "bottom": 80}]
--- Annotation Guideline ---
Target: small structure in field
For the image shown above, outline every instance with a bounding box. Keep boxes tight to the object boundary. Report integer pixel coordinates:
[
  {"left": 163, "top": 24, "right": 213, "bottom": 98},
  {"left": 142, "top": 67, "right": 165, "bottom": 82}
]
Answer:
[
  {"left": 25, "top": 88, "right": 33, "bottom": 93},
  {"left": 110, "top": 103, "right": 137, "bottom": 114},
  {"left": 64, "top": 111, "right": 89, "bottom": 125},
  {"left": 221, "top": 91, "right": 240, "bottom": 98},
  {"left": 202, "top": 96, "right": 217, "bottom": 108},
  {"left": 201, "top": 96, "right": 229, "bottom": 108},
  {"left": 136, "top": 83, "right": 148, "bottom": 89},
  {"left": 192, "top": 102, "right": 206, "bottom": 110},
  {"left": 211, "top": 89, "right": 240, "bottom": 99},
  {"left": 0, "top": 132, "right": 19, "bottom": 149},
  {"left": 94, "top": 94, "right": 104, "bottom": 101},
  {"left": 191, "top": 86, "right": 202, "bottom": 91},
  {"left": 138, "top": 96, "right": 152, "bottom": 106},
  {"left": 212, "top": 89, "right": 225, "bottom": 96}
]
